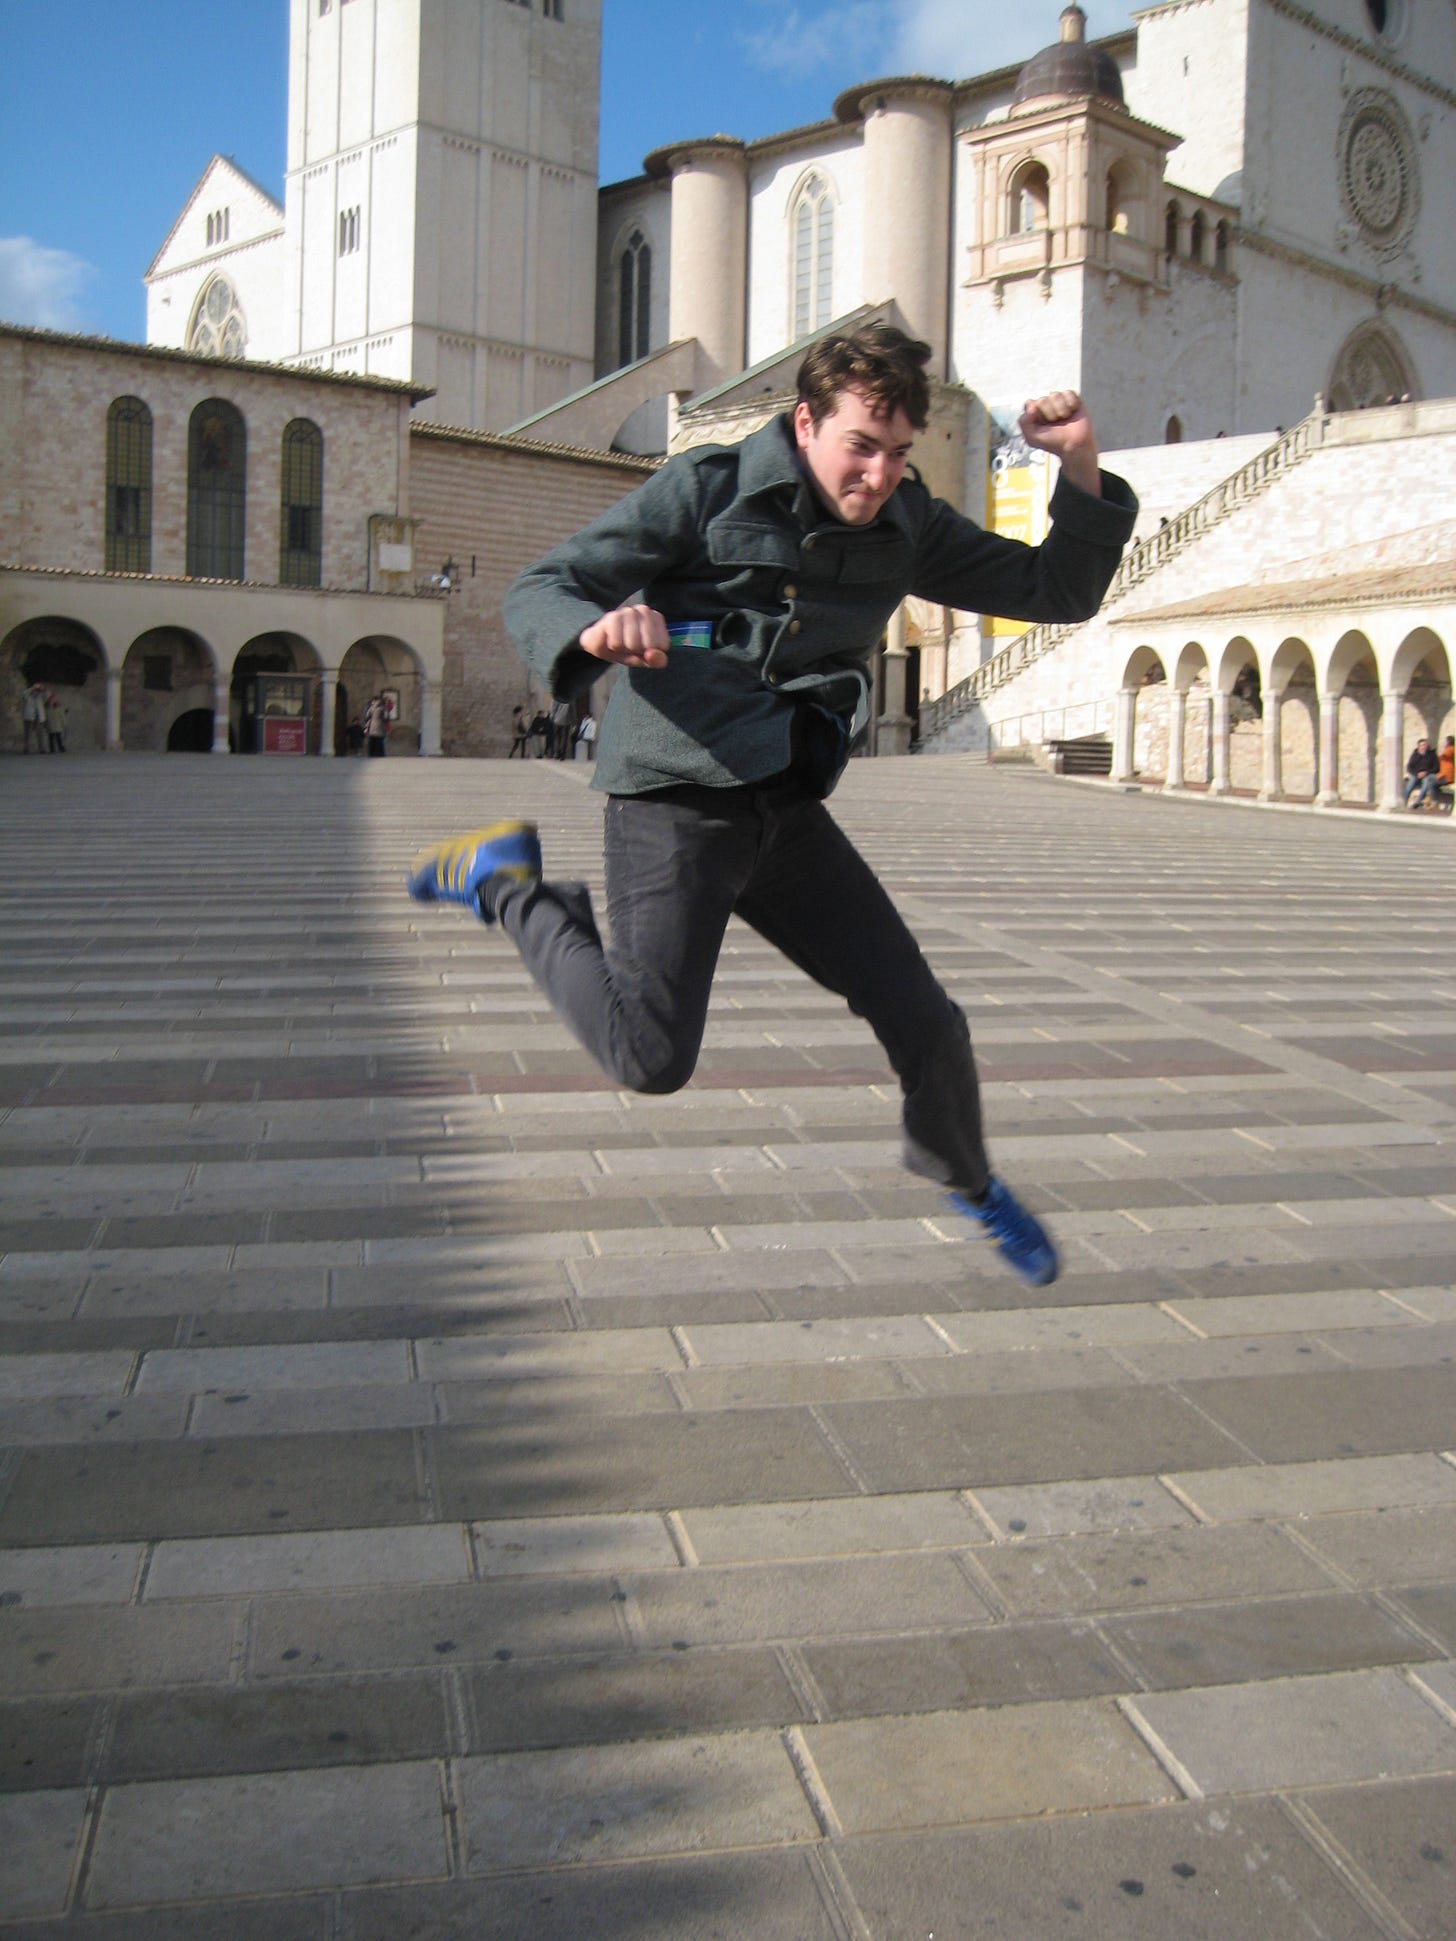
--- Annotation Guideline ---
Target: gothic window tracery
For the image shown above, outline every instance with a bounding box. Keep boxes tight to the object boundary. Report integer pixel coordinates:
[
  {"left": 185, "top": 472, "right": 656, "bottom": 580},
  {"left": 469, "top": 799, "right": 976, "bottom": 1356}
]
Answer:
[
  {"left": 280, "top": 420, "right": 324, "bottom": 588},
  {"left": 617, "top": 229, "right": 651, "bottom": 368},
  {"left": 1328, "top": 322, "right": 1417, "bottom": 410},
  {"left": 790, "top": 172, "right": 835, "bottom": 340},
  {"left": 187, "top": 399, "right": 247, "bottom": 580},
  {"left": 105, "top": 397, "right": 152, "bottom": 574},
  {"left": 188, "top": 276, "right": 247, "bottom": 360}
]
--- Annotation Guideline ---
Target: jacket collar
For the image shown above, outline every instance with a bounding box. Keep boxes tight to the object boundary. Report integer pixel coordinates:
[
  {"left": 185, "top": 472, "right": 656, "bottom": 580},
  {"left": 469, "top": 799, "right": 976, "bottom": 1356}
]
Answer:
[{"left": 735, "top": 413, "right": 917, "bottom": 542}]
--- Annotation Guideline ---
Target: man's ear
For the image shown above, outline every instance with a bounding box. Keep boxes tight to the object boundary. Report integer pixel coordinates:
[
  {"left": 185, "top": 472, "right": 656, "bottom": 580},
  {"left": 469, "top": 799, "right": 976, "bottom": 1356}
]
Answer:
[{"left": 792, "top": 400, "right": 814, "bottom": 451}]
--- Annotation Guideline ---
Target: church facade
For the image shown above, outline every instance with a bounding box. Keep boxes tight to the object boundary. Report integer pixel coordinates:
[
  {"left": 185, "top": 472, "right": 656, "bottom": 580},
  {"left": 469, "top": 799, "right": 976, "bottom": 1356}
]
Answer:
[{"left": 147, "top": 1, "right": 1456, "bottom": 463}]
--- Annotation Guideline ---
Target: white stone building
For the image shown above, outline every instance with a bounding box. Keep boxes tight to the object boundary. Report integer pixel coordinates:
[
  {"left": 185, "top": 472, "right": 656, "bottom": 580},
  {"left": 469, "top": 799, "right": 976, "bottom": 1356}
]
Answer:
[
  {"left": 577, "top": 0, "right": 1456, "bottom": 469},
  {"left": 148, "top": 0, "right": 602, "bottom": 435}
]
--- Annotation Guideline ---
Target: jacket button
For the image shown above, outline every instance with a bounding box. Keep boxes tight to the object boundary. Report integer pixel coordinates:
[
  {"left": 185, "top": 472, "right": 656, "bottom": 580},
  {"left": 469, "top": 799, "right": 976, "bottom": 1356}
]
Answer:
[
  {"left": 783, "top": 583, "right": 797, "bottom": 599},
  {"left": 787, "top": 619, "right": 801, "bottom": 635}
]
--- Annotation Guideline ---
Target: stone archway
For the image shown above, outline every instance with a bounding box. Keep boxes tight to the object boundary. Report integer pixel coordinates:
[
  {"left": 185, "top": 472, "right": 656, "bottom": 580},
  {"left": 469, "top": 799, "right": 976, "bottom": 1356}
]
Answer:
[
  {"left": 1323, "top": 629, "right": 1380, "bottom": 807},
  {"left": 3, "top": 616, "right": 107, "bottom": 754},
  {"left": 1265, "top": 636, "right": 1319, "bottom": 800},
  {"left": 232, "top": 633, "right": 323, "bottom": 754},
  {"left": 1167, "top": 641, "right": 1214, "bottom": 790},
  {"left": 121, "top": 627, "right": 218, "bottom": 755},
  {"left": 1111, "top": 644, "right": 1170, "bottom": 781},
  {"left": 339, "top": 636, "right": 426, "bottom": 757}
]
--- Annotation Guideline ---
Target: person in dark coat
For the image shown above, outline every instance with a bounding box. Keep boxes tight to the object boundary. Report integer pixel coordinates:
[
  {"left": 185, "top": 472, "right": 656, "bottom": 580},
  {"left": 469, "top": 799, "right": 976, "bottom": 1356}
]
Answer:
[{"left": 407, "top": 324, "right": 1137, "bottom": 1286}]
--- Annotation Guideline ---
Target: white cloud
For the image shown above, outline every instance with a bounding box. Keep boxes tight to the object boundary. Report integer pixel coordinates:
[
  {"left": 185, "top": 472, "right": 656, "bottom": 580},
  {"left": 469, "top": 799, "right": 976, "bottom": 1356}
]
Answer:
[
  {"left": 0, "top": 236, "right": 96, "bottom": 332},
  {"left": 897, "top": 0, "right": 1133, "bottom": 80},
  {"left": 741, "top": 0, "right": 1132, "bottom": 87},
  {"left": 740, "top": 2, "right": 892, "bottom": 81}
]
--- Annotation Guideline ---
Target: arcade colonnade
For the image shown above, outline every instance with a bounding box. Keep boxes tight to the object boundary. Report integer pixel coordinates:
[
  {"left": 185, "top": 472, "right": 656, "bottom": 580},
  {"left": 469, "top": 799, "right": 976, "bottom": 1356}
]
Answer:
[
  {"left": 1, "top": 569, "right": 445, "bottom": 756},
  {"left": 1108, "top": 592, "right": 1456, "bottom": 817}
]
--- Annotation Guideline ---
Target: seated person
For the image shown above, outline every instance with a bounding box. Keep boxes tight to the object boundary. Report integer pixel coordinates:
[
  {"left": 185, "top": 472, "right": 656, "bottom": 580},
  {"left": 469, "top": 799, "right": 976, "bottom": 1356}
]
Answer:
[
  {"left": 1436, "top": 733, "right": 1454, "bottom": 809},
  {"left": 1404, "top": 737, "right": 1441, "bottom": 809}
]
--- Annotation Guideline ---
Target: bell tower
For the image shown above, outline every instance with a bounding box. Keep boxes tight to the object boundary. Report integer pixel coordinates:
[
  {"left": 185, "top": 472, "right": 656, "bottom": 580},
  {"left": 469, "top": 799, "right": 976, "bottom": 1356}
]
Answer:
[{"left": 281, "top": 0, "right": 602, "bottom": 432}]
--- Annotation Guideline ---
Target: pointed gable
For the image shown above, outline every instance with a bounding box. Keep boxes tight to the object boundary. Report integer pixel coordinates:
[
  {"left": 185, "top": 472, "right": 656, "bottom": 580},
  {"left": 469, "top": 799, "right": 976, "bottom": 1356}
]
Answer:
[{"left": 146, "top": 155, "right": 284, "bottom": 283}]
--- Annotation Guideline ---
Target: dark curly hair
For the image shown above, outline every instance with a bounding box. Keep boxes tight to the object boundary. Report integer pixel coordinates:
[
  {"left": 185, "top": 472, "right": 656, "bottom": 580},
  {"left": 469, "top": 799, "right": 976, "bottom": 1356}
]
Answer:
[{"left": 796, "top": 322, "right": 933, "bottom": 430}]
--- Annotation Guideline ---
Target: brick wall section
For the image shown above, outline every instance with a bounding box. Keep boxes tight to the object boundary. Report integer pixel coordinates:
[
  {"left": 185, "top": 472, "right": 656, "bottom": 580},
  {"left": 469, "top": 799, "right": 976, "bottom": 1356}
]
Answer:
[
  {"left": 408, "top": 426, "right": 655, "bottom": 755},
  {"left": 0, "top": 327, "right": 412, "bottom": 590}
]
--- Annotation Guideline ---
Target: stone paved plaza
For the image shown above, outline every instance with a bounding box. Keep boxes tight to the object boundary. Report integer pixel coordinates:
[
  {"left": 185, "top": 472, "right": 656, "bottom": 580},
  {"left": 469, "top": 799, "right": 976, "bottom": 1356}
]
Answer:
[{"left": 1, "top": 752, "right": 1454, "bottom": 1939}]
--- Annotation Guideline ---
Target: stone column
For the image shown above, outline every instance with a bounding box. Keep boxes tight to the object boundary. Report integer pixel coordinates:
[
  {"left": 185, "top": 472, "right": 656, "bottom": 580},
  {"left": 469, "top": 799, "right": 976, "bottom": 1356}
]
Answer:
[
  {"left": 653, "top": 138, "right": 748, "bottom": 395},
  {"left": 420, "top": 680, "right": 443, "bottom": 758},
  {"left": 319, "top": 669, "right": 338, "bottom": 757},
  {"left": 1378, "top": 689, "right": 1405, "bottom": 812},
  {"left": 1259, "top": 690, "right": 1284, "bottom": 801},
  {"left": 1315, "top": 691, "right": 1340, "bottom": 807},
  {"left": 857, "top": 83, "right": 954, "bottom": 373},
  {"left": 1111, "top": 687, "right": 1137, "bottom": 781},
  {"left": 1163, "top": 687, "right": 1187, "bottom": 791},
  {"left": 106, "top": 665, "right": 123, "bottom": 752},
  {"left": 877, "top": 605, "right": 913, "bottom": 757},
  {"left": 1209, "top": 689, "right": 1231, "bottom": 795}
]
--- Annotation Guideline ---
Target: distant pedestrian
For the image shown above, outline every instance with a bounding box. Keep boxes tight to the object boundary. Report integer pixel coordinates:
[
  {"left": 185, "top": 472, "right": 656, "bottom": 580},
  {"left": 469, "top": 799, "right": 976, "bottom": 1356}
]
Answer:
[
  {"left": 22, "top": 683, "right": 46, "bottom": 753},
  {"left": 549, "top": 698, "right": 573, "bottom": 759},
  {"left": 44, "top": 692, "right": 66, "bottom": 754},
  {"left": 508, "top": 705, "right": 531, "bottom": 758},
  {"left": 346, "top": 715, "right": 365, "bottom": 757},
  {"left": 527, "top": 708, "right": 552, "bottom": 758},
  {"left": 363, "top": 695, "right": 389, "bottom": 757},
  {"left": 574, "top": 712, "right": 597, "bottom": 762}
]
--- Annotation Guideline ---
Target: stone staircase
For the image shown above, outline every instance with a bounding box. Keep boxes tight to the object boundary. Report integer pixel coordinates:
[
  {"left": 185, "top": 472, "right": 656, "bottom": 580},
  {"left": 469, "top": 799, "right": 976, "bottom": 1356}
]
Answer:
[{"left": 919, "top": 410, "right": 1328, "bottom": 743}]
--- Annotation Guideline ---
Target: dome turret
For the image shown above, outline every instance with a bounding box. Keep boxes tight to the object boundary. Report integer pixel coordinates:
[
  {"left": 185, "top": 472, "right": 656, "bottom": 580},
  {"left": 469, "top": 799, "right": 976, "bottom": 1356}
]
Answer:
[{"left": 1012, "top": 6, "right": 1125, "bottom": 112}]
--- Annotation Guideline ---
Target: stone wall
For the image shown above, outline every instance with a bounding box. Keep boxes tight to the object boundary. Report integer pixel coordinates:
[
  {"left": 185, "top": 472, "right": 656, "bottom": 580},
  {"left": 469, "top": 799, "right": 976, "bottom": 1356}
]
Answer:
[
  {"left": 0, "top": 327, "right": 411, "bottom": 593},
  {"left": 407, "top": 425, "right": 654, "bottom": 755}
]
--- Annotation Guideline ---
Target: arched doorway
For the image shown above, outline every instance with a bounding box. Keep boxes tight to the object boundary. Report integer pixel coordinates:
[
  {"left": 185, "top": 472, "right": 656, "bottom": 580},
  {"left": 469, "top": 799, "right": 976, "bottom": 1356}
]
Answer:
[
  {"left": 232, "top": 633, "right": 324, "bottom": 753},
  {"left": 167, "top": 709, "right": 216, "bottom": 752},
  {"left": 3, "top": 617, "right": 106, "bottom": 753},
  {"left": 338, "top": 637, "right": 425, "bottom": 757},
  {"left": 122, "top": 627, "right": 217, "bottom": 754}
]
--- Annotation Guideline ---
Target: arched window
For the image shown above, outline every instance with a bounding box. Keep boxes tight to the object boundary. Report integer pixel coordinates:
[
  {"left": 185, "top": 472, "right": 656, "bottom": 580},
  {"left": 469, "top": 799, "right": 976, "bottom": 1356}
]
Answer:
[
  {"left": 1214, "top": 220, "right": 1230, "bottom": 273},
  {"left": 187, "top": 399, "right": 247, "bottom": 580},
  {"left": 1164, "top": 200, "right": 1180, "bottom": 258},
  {"left": 791, "top": 173, "right": 835, "bottom": 340},
  {"left": 1189, "top": 210, "right": 1206, "bottom": 264},
  {"left": 1165, "top": 414, "right": 1183, "bottom": 444},
  {"left": 188, "top": 276, "right": 247, "bottom": 359},
  {"left": 1009, "top": 162, "right": 1050, "bottom": 235},
  {"left": 105, "top": 397, "right": 152, "bottom": 574},
  {"left": 1105, "top": 163, "right": 1134, "bottom": 236},
  {"left": 1327, "top": 321, "right": 1418, "bottom": 411},
  {"left": 617, "top": 230, "right": 651, "bottom": 368},
  {"left": 280, "top": 419, "right": 324, "bottom": 588}
]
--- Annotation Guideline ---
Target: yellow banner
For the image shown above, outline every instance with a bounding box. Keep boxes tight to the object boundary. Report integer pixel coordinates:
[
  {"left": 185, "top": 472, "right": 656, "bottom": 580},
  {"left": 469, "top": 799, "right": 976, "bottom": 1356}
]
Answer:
[{"left": 986, "top": 447, "right": 1051, "bottom": 638}]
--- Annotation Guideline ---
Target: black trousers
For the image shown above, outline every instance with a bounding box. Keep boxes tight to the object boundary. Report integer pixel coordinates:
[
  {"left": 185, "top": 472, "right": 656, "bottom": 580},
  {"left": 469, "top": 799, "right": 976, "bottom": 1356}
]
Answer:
[{"left": 493, "top": 779, "right": 991, "bottom": 1196}]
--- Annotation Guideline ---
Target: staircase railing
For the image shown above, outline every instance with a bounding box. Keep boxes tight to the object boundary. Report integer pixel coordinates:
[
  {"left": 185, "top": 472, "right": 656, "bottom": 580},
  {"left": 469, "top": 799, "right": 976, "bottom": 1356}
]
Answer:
[{"left": 919, "top": 408, "right": 1328, "bottom": 741}]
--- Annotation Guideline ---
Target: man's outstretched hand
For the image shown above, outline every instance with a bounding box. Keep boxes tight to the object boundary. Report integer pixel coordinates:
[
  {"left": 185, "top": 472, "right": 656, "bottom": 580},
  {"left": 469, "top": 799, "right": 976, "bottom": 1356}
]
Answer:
[
  {"left": 1019, "top": 391, "right": 1102, "bottom": 497},
  {"left": 579, "top": 604, "right": 669, "bottom": 668}
]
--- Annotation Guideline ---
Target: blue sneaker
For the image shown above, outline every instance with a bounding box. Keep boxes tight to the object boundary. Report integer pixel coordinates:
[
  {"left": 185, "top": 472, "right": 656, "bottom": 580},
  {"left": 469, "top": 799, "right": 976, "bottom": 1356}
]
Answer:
[
  {"left": 406, "top": 820, "right": 541, "bottom": 921},
  {"left": 948, "top": 1177, "right": 1059, "bottom": 1287}
]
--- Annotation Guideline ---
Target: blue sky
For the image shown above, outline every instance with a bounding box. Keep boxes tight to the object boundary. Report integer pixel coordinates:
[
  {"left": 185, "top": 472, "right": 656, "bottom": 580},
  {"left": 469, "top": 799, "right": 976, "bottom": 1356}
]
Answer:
[{"left": 0, "top": 0, "right": 1128, "bottom": 344}]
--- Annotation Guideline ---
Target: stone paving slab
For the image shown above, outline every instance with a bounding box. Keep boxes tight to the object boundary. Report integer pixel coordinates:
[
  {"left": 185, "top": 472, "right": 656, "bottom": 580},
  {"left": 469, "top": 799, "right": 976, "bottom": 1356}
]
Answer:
[
  {"left": 3, "top": 755, "right": 1455, "bottom": 1934},
  {"left": 85, "top": 1762, "right": 448, "bottom": 1909},
  {"left": 455, "top": 1732, "right": 820, "bottom": 1872},
  {"left": 1126, "top": 1668, "right": 1456, "bottom": 1794},
  {"left": 832, "top": 1801, "right": 1391, "bottom": 1940},
  {"left": 802, "top": 1698, "right": 1179, "bottom": 1831}
]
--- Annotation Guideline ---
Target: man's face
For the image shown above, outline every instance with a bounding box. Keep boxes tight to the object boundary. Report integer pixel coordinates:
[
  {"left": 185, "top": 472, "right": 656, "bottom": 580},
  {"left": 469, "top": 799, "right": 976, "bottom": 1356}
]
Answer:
[{"left": 793, "top": 387, "right": 917, "bottom": 526}]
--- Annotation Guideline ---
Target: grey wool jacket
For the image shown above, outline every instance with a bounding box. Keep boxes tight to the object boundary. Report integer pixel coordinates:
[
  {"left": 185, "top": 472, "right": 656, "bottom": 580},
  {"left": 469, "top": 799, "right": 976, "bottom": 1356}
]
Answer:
[{"left": 503, "top": 412, "right": 1138, "bottom": 797}]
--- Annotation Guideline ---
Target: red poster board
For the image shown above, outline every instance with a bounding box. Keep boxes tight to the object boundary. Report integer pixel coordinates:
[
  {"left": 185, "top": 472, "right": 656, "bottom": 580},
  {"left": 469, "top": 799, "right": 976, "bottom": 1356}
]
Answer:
[{"left": 263, "top": 717, "right": 308, "bottom": 755}]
